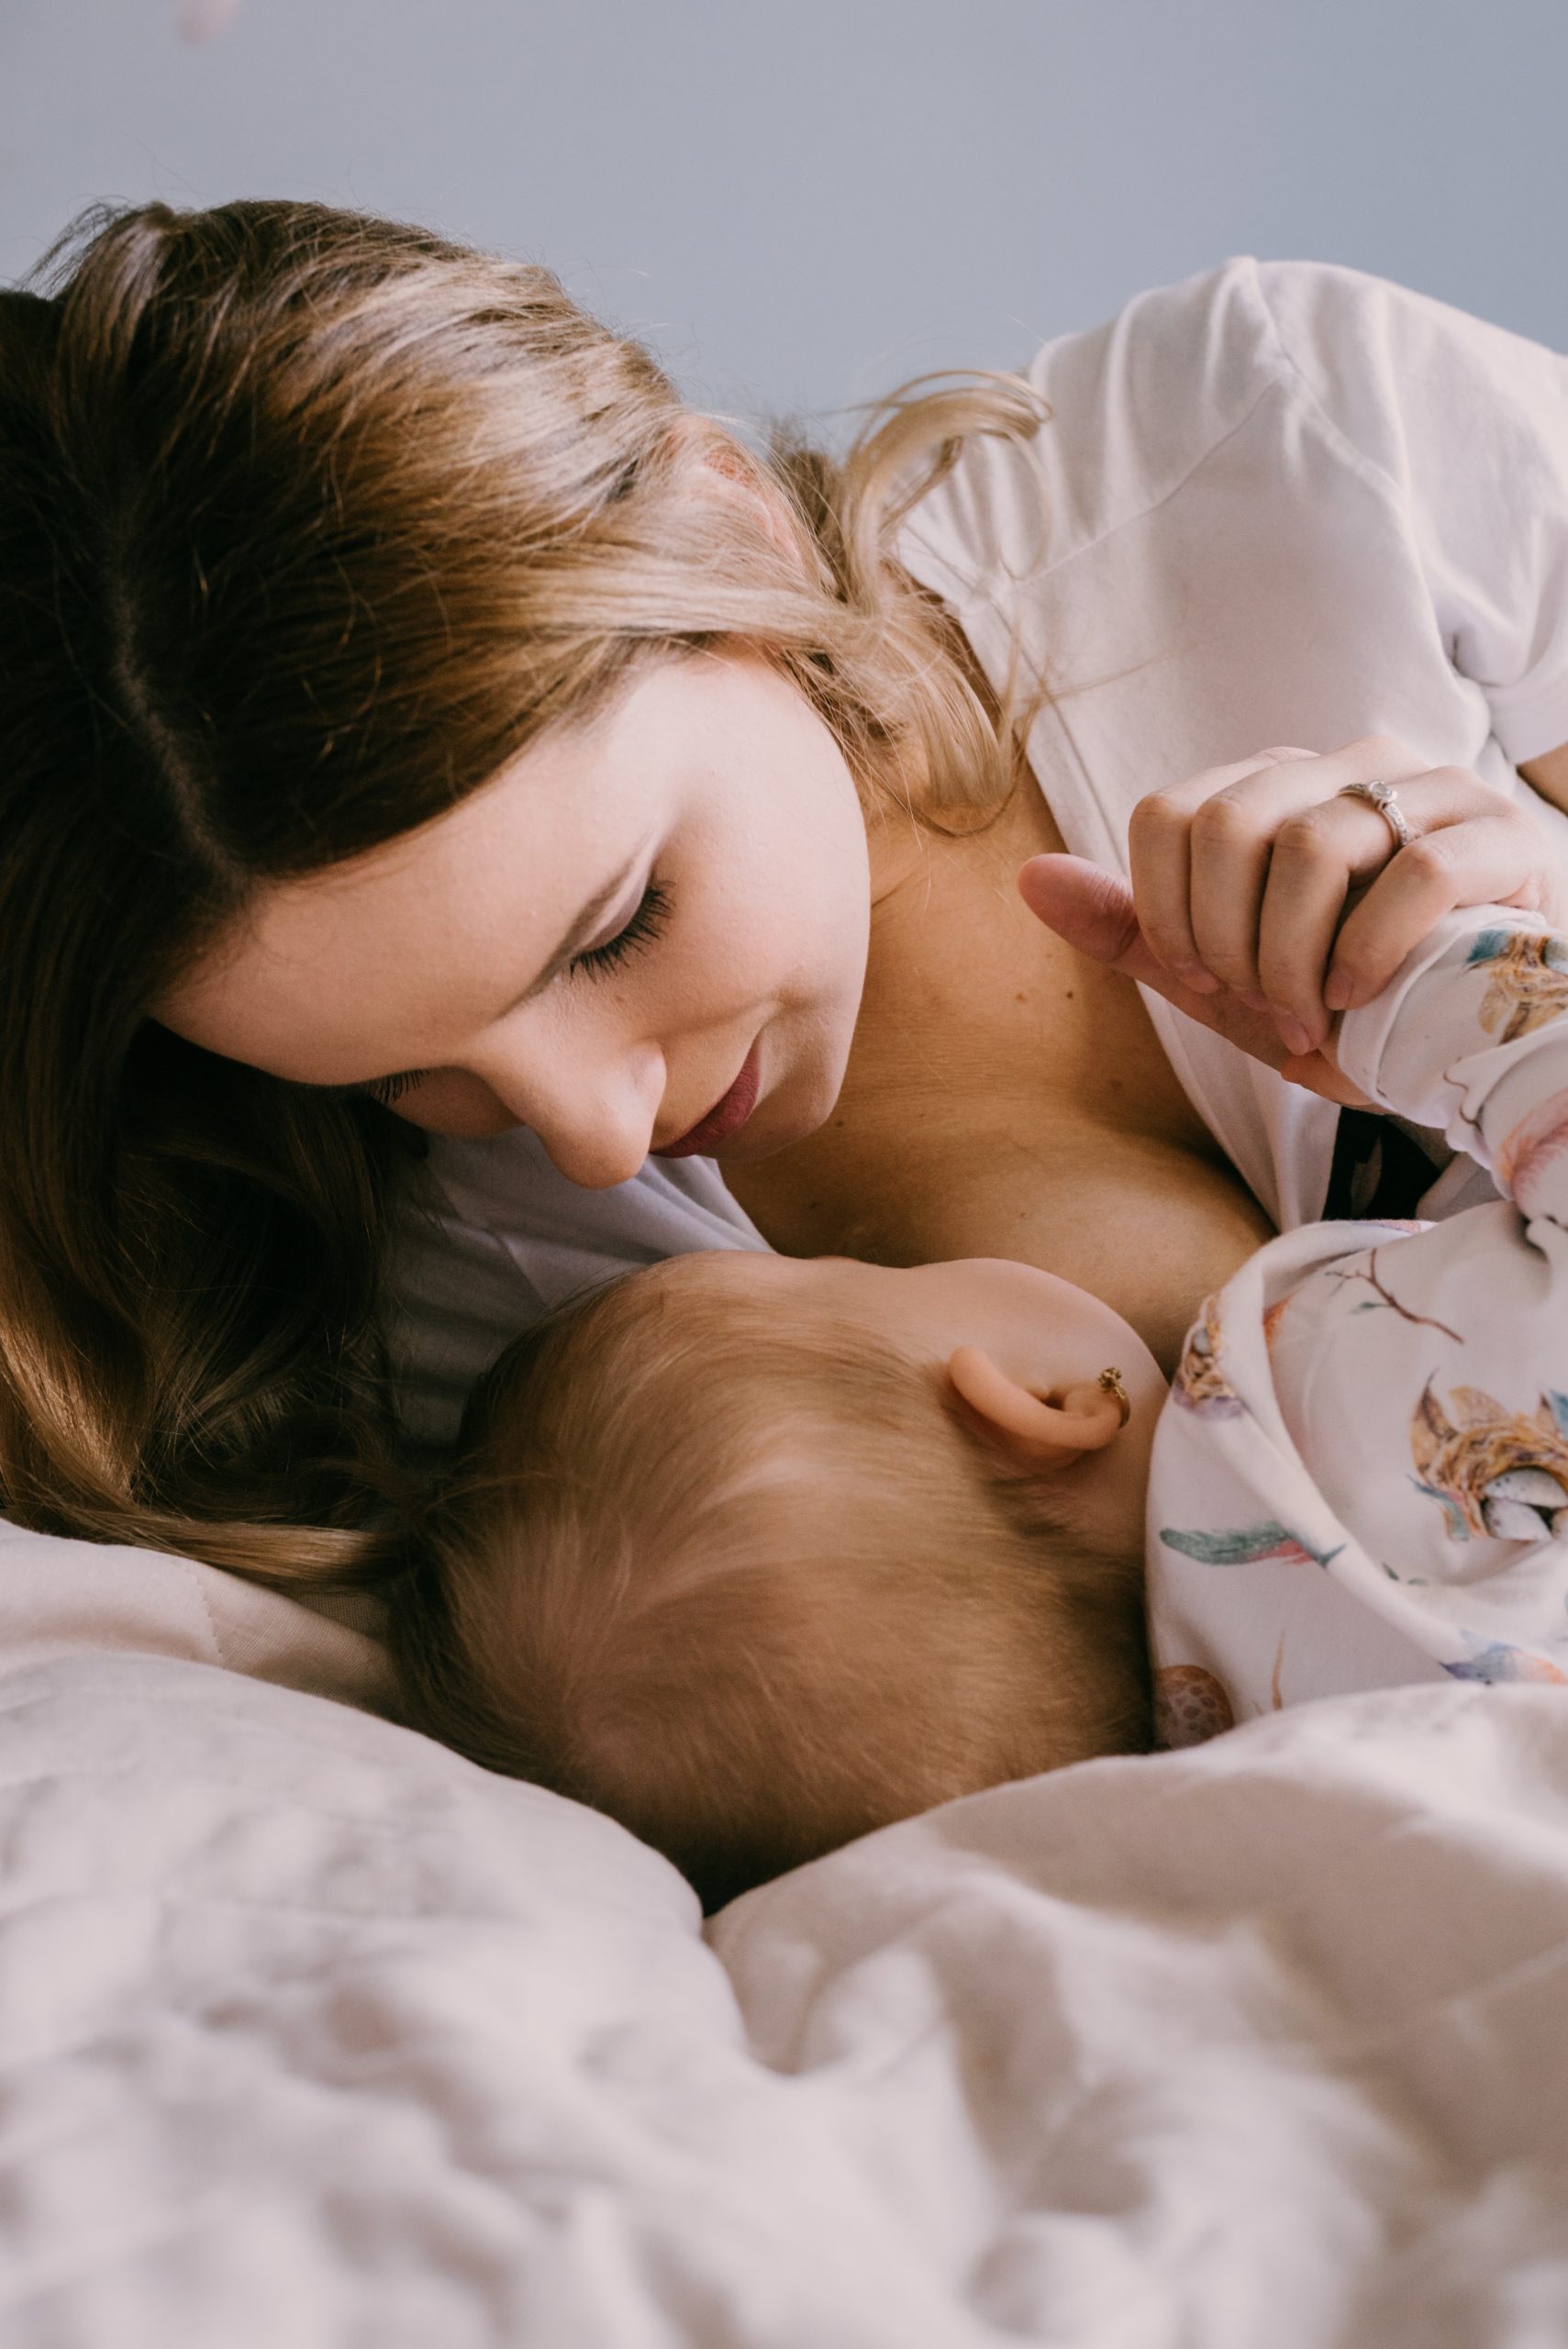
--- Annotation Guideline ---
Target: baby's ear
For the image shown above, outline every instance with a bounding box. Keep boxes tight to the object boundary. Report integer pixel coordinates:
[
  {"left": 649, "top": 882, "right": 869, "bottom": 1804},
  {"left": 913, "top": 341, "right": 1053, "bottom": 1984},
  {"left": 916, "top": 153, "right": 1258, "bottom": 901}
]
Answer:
[{"left": 945, "top": 1345, "right": 1124, "bottom": 1476}]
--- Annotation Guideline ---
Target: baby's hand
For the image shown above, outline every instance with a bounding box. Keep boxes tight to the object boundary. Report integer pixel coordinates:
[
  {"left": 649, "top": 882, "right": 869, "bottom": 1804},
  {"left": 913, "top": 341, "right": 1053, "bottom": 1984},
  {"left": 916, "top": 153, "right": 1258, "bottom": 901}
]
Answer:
[{"left": 1108, "top": 735, "right": 1562, "bottom": 1058}]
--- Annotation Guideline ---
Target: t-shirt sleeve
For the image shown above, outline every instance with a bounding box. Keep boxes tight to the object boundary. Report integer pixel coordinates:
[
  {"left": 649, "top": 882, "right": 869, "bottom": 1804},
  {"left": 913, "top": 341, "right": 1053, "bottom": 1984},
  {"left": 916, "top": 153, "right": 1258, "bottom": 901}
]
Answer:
[{"left": 1255, "top": 259, "right": 1568, "bottom": 767}]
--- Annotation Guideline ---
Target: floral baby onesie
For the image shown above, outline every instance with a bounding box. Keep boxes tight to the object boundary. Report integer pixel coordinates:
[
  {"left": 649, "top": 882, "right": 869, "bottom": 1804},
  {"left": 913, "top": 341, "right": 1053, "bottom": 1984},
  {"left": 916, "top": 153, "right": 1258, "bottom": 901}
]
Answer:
[{"left": 1146, "top": 907, "right": 1568, "bottom": 1745}]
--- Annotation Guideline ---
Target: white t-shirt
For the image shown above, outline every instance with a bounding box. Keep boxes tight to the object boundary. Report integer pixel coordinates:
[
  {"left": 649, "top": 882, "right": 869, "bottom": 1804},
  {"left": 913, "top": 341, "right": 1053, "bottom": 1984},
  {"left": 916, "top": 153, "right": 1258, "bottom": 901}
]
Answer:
[{"left": 391, "top": 256, "right": 1568, "bottom": 1447}]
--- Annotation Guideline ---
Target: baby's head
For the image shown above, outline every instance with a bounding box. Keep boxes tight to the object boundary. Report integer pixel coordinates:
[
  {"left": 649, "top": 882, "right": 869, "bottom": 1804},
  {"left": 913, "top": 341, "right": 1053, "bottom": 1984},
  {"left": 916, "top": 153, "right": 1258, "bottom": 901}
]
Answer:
[{"left": 391, "top": 1249, "right": 1162, "bottom": 1908}]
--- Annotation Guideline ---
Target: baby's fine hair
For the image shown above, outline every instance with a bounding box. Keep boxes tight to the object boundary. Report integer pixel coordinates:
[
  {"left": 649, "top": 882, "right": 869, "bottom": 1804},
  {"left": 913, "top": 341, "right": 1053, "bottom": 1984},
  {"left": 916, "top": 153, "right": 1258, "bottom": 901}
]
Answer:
[{"left": 389, "top": 1255, "right": 1151, "bottom": 1910}]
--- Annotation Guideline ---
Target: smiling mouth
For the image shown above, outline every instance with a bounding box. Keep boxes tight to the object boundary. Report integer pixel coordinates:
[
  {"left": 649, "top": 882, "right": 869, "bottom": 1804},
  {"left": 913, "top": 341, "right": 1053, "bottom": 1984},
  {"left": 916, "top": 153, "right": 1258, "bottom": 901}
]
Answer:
[{"left": 651, "top": 1041, "right": 762, "bottom": 1158}]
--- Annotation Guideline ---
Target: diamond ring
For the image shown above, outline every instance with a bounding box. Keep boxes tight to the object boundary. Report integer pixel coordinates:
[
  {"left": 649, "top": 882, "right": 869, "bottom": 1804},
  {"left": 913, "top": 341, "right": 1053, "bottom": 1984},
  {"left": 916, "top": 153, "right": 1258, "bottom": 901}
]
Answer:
[{"left": 1336, "top": 777, "right": 1412, "bottom": 854}]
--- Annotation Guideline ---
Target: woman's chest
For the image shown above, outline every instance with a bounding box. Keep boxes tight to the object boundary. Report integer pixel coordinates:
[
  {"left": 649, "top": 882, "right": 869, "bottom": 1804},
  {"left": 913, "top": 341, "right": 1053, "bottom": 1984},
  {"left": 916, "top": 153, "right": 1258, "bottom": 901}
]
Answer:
[{"left": 725, "top": 785, "right": 1274, "bottom": 1365}]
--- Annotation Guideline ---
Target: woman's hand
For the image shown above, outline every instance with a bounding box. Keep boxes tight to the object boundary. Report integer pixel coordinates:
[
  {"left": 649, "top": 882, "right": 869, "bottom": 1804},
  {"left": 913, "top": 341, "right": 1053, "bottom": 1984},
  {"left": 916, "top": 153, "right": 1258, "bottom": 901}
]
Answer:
[
  {"left": 1018, "top": 734, "right": 1567, "bottom": 1104},
  {"left": 1109, "top": 734, "right": 1564, "bottom": 1057},
  {"left": 1018, "top": 852, "right": 1370, "bottom": 1104}
]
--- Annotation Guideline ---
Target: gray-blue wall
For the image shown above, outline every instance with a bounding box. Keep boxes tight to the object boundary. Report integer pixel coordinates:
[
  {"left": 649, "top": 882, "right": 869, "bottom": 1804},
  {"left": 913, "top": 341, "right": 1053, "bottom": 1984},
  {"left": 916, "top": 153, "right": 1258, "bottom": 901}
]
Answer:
[{"left": 4, "top": 0, "right": 1565, "bottom": 440}]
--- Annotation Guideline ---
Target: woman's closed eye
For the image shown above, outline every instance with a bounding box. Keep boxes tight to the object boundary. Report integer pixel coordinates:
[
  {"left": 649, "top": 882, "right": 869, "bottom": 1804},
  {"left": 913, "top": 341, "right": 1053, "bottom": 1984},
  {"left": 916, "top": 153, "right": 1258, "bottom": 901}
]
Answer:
[
  {"left": 568, "top": 879, "right": 673, "bottom": 979},
  {"left": 340, "top": 881, "right": 675, "bottom": 1110}
]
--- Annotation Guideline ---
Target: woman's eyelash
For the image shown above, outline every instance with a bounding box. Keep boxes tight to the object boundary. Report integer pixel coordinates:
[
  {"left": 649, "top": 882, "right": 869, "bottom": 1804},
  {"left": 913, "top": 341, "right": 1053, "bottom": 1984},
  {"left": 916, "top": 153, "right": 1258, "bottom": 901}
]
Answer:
[
  {"left": 358, "top": 1069, "right": 428, "bottom": 1108},
  {"left": 344, "top": 882, "right": 673, "bottom": 1108},
  {"left": 570, "top": 880, "right": 673, "bottom": 978}
]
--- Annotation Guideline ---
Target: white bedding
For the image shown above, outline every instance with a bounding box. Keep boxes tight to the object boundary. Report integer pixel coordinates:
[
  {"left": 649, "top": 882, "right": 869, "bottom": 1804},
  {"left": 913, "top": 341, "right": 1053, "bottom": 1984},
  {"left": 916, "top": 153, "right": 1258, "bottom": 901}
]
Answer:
[{"left": 5, "top": 1522, "right": 1568, "bottom": 2344}]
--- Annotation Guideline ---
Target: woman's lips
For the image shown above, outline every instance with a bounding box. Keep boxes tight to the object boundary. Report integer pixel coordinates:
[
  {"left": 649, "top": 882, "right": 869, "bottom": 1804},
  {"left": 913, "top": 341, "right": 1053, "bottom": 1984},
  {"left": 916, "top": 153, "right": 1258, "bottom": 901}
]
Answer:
[{"left": 651, "top": 1041, "right": 762, "bottom": 1158}]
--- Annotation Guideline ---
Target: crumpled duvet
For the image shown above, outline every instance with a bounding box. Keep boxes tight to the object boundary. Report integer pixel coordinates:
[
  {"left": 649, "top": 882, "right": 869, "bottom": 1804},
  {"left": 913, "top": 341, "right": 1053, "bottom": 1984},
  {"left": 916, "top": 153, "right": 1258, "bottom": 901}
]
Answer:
[{"left": 5, "top": 1645, "right": 1568, "bottom": 2346}]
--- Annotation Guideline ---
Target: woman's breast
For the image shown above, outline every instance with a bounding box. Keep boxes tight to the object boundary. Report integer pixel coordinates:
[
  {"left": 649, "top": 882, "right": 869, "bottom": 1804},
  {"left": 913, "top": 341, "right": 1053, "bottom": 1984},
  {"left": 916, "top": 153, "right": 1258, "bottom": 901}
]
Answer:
[{"left": 725, "top": 790, "right": 1275, "bottom": 1373}]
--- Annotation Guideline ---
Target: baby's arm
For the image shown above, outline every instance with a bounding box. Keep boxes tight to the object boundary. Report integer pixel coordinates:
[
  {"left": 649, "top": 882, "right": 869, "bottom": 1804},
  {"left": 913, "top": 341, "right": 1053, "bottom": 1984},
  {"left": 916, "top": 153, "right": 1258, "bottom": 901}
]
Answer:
[
  {"left": 1146, "top": 909, "right": 1568, "bottom": 1722},
  {"left": 1334, "top": 907, "right": 1568, "bottom": 1229},
  {"left": 1138, "top": 891, "right": 1568, "bottom": 1734},
  {"left": 1263, "top": 908, "right": 1568, "bottom": 1642}
]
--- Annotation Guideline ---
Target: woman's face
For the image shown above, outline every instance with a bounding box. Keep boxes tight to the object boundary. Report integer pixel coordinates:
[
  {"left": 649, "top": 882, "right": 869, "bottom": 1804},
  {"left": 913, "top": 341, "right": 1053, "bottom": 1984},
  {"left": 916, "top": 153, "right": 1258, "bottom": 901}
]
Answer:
[{"left": 157, "top": 651, "right": 873, "bottom": 1189}]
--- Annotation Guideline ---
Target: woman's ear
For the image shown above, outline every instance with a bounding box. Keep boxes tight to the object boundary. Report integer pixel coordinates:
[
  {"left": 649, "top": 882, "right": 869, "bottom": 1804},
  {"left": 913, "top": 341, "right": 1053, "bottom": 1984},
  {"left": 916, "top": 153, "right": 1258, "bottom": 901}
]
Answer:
[{"left": 945, "top": 1344, "right": 1126, "bottom": 1475}]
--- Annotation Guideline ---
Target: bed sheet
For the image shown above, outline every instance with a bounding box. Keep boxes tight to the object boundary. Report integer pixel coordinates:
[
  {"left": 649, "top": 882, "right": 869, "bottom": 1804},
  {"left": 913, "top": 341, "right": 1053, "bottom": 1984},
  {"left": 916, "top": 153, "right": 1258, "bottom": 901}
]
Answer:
[{"left": 3, "top": 1523, "right": 1568, "bottom": 2344}]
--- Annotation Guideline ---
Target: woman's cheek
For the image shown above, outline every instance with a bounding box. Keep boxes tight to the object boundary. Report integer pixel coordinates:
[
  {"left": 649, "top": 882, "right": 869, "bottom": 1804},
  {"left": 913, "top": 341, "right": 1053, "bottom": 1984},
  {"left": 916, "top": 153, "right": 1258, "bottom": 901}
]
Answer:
[{"left": 656, "top": 890, "right": 775, "bottom": 1019}]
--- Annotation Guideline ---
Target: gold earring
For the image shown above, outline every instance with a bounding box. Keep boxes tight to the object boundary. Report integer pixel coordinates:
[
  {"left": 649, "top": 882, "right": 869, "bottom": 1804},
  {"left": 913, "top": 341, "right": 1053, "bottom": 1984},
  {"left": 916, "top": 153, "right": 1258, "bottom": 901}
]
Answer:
[{"left": 1096, "top": 1366, "right": 1131, "bottom": 1428}]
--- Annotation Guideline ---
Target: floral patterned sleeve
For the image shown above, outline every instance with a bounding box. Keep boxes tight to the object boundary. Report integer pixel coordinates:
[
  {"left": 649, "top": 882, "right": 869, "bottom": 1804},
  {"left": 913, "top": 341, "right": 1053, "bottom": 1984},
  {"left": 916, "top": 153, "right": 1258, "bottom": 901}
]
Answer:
[
  {"left": 1145, "top": 907, "right": 1568, "bottom": 1747},
  {"left": 1335, "top": 907, "right": 1568, "bottom": 1226}
]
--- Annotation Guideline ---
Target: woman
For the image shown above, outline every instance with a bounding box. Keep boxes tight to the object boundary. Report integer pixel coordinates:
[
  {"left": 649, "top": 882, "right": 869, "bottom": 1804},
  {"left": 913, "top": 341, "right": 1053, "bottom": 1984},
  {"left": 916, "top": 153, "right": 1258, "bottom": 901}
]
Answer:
[{"left": 3, "top": 196, "right": 1566, "bottom": 1591}]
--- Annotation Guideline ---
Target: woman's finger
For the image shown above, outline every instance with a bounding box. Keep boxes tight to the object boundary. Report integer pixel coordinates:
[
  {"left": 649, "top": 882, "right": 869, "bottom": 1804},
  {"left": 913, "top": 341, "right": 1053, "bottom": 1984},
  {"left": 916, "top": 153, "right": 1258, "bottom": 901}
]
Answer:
[
  {"left": 1255, "top": 769, "right": 1523, "bottom": 1045},
  {"left": 1127, "top": 748, "right": 1313, "bottom": 992},
  {"left": 1129, "top": 740, "right": 1420, "bottom": 1004},
  {"left": 1275, "top": 1051, "right": 1374, "bottom": 1108},
  {"left": 1020, "top": 854, "right": 1294, "bottom": 1063},
  {"left": 1183, "top": 739, "right": 1430, "bottom": 1001},
  {"left": 1018, "top": 852, "right": 1144, "bottom": 967},
  {"left": 1185, "top": 766, "right": 1343, "bottom": 999},
  {"left": 1018, "top": 852, "right": 1373, "bottom": 1103},
  {"left": 1325, "top": 812, "right": 1561, "bottom": 1010}
]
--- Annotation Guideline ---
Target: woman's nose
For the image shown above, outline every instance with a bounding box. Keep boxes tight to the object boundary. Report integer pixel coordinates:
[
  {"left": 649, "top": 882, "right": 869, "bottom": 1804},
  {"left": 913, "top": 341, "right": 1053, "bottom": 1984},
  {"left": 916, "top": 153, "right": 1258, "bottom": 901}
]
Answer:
[{"left": 488, "top": 1036, "right": 666, "bottom": 1191}]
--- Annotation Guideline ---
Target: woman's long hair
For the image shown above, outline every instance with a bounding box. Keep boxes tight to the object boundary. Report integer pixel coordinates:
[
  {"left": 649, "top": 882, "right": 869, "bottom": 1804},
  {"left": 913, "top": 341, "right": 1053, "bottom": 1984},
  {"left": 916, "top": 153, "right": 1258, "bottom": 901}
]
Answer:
[{"left": 0, "top": 198, "right": 1051, "bottom": 1585}]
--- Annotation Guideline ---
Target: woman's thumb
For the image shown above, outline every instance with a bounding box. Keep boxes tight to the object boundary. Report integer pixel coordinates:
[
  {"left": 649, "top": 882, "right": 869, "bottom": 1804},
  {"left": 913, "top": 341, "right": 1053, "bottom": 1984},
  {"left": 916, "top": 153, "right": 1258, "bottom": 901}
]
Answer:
[
  {"left": 1016, "top": 851, "right": 1358, "bottom": 1093},
  {"left": 1017, "top": 854, "right": 1151, "bottom": 975}
]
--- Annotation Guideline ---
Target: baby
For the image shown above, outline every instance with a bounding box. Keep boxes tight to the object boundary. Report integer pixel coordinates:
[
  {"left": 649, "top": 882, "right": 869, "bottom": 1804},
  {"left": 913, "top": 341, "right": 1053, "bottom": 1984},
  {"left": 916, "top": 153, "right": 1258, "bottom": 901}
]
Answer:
[
  {"left": 388, "top": 1245, "right": 1158, "bottom": 1909},
  {"left": 389, "top": 902, "right": 1568, "bottom": 1908}
]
